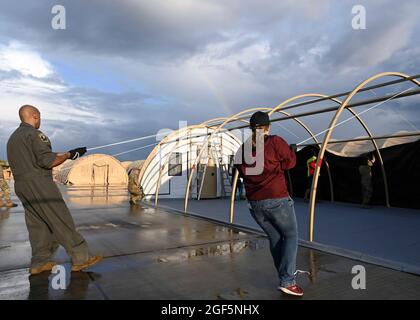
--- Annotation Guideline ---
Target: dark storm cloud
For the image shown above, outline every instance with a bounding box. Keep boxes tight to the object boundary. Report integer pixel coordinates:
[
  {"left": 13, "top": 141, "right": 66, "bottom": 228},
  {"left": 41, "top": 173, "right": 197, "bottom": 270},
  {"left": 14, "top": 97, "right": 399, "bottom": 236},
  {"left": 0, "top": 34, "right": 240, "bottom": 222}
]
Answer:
[
  {"left": 0, "top": 0, "right": 229, "bottom": 61},
  {"left": 0, "top": 0, "right": 419, "bottom": 160},
  {"left": 0, "top": 0, "right": 334, "bottom": 61}
]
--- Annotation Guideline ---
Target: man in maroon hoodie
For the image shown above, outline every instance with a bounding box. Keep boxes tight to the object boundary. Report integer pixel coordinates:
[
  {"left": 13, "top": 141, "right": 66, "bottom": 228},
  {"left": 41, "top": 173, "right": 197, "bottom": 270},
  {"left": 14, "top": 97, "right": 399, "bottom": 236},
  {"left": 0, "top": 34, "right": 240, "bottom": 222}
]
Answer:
[{"left": 235, "top": 111, "right": 303, "bottom": 297}]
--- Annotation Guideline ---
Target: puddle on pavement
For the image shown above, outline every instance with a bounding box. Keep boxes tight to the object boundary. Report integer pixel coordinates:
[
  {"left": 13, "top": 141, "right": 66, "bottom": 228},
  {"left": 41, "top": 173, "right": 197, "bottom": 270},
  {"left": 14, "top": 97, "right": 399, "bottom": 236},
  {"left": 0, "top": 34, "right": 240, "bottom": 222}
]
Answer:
[
  {"left": 157, "top": 238, "right": 266, "bottom": 263},
  {"left": 76, "top": 219, "right": 146, "bottom": 231}
]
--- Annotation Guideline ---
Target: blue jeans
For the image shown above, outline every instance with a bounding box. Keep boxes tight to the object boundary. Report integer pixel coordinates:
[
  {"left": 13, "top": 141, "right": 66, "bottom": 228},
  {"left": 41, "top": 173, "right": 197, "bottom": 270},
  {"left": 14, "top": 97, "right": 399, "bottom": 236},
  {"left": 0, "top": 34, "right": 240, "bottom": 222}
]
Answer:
[{"left": 248, "top": 197, "right": 298, "bottom": 287}]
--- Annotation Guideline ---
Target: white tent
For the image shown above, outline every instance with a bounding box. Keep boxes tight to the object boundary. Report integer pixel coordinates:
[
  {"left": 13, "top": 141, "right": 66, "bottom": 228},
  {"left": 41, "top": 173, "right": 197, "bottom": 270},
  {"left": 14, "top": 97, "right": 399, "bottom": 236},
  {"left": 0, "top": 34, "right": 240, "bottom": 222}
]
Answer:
[
  {"left": 140, "top": 126, "right": 241, "bottom": 200},
  {"left": 327, "top": 131, "right": 419, "bottom": 157},
  {"left": 127, "top": 160, "right": 146, "bottom": 173},
  {"left": 57, "top": 154, "right": 128, "bottom": 186}
]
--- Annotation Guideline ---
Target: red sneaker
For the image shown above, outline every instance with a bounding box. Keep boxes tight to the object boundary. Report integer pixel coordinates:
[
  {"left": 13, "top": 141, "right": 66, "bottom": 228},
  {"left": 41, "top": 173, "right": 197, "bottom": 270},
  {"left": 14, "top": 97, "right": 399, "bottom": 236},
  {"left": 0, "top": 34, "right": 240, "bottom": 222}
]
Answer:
[{"left": 278, "top": 285, "right": 304, "bottom": 297}]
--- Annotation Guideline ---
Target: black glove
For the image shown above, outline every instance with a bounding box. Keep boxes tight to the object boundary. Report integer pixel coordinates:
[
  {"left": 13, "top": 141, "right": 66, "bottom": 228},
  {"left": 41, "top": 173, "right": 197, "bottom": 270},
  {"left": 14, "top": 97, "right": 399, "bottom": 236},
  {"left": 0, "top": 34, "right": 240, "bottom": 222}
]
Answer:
[
  {"left": 290, "top": 144, "right": 298, "bottom": 152},
  {"left": 68, "top": 147, "right": 87, "bottom": 160}
]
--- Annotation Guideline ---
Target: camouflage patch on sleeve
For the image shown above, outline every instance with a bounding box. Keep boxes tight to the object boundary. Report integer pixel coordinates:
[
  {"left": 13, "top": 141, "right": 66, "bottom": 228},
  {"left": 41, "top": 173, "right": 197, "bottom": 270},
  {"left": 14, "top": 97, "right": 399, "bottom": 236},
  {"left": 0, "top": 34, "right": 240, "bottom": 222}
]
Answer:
[{"left": 38, "top": 133, "right": 50, "bottom": 143}]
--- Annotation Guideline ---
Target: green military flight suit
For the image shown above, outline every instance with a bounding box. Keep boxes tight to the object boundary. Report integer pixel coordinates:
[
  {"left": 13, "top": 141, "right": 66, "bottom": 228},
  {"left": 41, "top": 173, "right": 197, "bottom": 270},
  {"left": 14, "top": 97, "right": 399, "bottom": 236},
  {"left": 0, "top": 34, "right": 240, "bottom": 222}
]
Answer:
[
  {"left": 0, "top": 162, "right": 12, "bottom": 204},
  {"left": 7, "top": 122, "right": 90, "bottom": 269},
  {"left": 128, "top": 170, "right": 144, "bottom": 204}
]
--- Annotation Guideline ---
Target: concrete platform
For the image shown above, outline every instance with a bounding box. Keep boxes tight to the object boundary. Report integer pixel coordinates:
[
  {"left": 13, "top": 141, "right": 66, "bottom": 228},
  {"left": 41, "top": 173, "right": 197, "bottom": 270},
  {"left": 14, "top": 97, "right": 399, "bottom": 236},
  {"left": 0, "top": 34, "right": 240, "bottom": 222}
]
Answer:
[{"left": 0, "top": 185, "right": 419, "bottom": 300}]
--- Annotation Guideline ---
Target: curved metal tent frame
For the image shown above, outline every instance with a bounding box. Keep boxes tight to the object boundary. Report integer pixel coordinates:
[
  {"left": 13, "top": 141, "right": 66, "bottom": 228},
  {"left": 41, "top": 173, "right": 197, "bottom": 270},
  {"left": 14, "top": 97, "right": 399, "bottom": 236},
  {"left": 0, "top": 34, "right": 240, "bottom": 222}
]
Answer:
[
  {"left": 184, "top": 106, "right": 325, "bottom": 211},
  {"left": 153, "top": 124, "right": 241, "bottom": 206},
  {"left": 186, "top": 91, "right": 389, "bottom": 215},
  {"left": 138, "top": 126, "right": 200, "bottom": 193},
  {"left": 308, "top": 72, "right": 420, "bottom": 241},
  {"left": 269, "top": 93, "right": 391, "bottom": 208},
  {"left": 186, "top": 95, "right": 347, "bottom": 213},
  {"left": 153, "top": 125, "right": 208, "bottom": 207},
  {"left": 137, "top": 71, "right": 420, "bottom": 243},
  {"left": 184, "top": 107, "right": 272, "bottom": 212},
  {"left": 201, "top": 117, "right": 249, "bottom": 126},
  {"left": 203, "top": 83, "right": 419, "bottom": 228},
  {"left": 184, "top": 104, "right": 332, "bottom": 213},
  {"left": 151, "top": 117, "right": 247, "bottom": 207},
  {"left": 141, "top": 120, "right": 242, "bottom": 207}
]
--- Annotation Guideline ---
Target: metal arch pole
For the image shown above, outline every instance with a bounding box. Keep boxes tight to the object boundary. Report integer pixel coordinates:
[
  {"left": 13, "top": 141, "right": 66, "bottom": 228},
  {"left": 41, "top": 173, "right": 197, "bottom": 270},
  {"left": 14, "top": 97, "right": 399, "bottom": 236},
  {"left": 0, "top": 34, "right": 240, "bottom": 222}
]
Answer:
[
  {"left": 202, "top": 117, "right": 249, "bottom": 205},
  {"left": 346, "top": 107, "right": 391, "bottom": 208},
  {"left": 201, "top": 117, "right": 250, "bottom": 127},
  {"left": 200, "top": 117, "right": 229, "bottom": 126},
  {"left": 229, "top": 169, "right": 240, "bottom": 223},
  {"left": 156, "top": 123, "right": 240, "bottom": 206},
  {"left": 156, "top": 124, "right": 240, "bottom": 206},
  {"left": 138, "top": 137, "right": 171, "bottom": 196},
  {"left": 128, "top": 72, "right": 420, "bottom": 188},
  {"left": 299, "top": 132, "right": 420, "bottom": 146},
  {"left": 278, "top": 74, "right": 420, "bottom": 113},
  {"left": 225, "top": 94, "right": 344, "bottom": 225},
  {"left": 201, "top": 74, "right": 420, "bottom": 129},
  {"left": 209, "top": 119, "right": 250, "bottom": 127},
  {"left": 197, "top": 118, "right": 248, "bottom": 208},
  {"left": 154, "top": 126, "right": 193, "bottom": 207},
  {"left": 308, "top": 71, "right": 419, "bottom": 242},
  {"left": 143, "top": 124, "right": 211, "bottom": 199},
  {"left": 274, "top": 98, "right": 387, "bottom": 204},
  {"left": 267, "top": 93, "right": 354, "bottom": 203},
  {"left": 184, "top": 107, "right": 271, "bottom": 213},
  {"left": 268, "top": 93, "right": 342, "bottom": 116},
  {"left": 269, "top": 91, "right": 414, "bottom": 209},
  {"left": 197, "top": 73, "right": 419, "bottom": 224},
  {"left": 215, "top": 140, "right": 243, "bottom": 220},
  {"left": 154, "top": 125, "right": 207, "bottom": 207},
  {"left": 138, "top": 126, "right": 211, "bottom": 192},
  {"left": 213, "top": 89, "right": 420, "bottom": 133}
]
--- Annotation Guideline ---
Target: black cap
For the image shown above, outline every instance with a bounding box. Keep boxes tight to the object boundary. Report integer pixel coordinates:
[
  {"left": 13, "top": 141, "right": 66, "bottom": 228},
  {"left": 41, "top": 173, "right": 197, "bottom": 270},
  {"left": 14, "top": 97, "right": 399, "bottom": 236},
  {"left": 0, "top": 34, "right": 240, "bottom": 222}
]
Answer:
[{"left": 250, "top": 111, "right": 270, "bottom": 128}]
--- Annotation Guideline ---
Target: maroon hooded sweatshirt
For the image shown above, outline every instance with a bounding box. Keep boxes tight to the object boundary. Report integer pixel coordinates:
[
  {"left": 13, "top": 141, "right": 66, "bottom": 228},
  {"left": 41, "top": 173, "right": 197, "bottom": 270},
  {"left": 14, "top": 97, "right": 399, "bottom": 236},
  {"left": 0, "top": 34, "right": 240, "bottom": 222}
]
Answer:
[{"left": 235, "top": 135, "right": 296, "bottom": 201}]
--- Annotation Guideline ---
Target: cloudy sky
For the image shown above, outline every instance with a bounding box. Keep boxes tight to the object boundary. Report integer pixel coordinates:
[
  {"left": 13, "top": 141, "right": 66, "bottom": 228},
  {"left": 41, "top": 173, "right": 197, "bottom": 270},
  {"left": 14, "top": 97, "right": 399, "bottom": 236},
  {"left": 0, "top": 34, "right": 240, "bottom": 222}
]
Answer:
[{"left": 0, "top": 0, "right": 419, "bottom": 160}]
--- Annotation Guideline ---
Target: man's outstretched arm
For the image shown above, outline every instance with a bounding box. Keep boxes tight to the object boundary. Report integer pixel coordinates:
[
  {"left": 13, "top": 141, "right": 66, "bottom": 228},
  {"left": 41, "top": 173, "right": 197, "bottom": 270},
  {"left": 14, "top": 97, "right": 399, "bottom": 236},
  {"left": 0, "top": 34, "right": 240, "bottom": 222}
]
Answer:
[
  {"left": 48, "top": 147, "right": 87, "bottom": 169},
  {"left": 49, "top": 152, "right": 70, "bottom": 169}
]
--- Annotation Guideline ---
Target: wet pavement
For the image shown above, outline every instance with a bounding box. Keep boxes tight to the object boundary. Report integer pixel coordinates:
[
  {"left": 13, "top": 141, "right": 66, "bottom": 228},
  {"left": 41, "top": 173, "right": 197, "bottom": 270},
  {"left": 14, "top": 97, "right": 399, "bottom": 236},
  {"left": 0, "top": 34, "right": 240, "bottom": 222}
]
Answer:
[
  {"left": 0, "top": 184, "right": 419, "bottom": 300},
  {"left": 158, "top": 198, "right": 420, "bottom": 272}
]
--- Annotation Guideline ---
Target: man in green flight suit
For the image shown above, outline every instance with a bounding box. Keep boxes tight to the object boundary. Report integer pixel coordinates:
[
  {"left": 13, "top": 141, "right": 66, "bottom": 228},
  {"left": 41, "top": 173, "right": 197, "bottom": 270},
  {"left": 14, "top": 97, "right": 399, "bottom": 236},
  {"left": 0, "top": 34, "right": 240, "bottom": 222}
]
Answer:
[
  {"left": 0, "top": 160, "right": 18, "bottom": 208},
  {"left": 7, "top": 105, "right": 102, "bottom": 275}
]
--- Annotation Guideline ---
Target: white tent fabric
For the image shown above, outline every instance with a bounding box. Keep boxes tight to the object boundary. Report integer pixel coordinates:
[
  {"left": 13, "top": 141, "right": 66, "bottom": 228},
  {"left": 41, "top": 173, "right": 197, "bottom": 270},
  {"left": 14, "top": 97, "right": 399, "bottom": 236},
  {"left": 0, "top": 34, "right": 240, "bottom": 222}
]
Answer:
[
  {"left": 327, "top": 131, "right": 418, "bottom": 157},
  {"left": 140, "top": 127, "right": 241, "bottom": 199},
  {"left": 57, "top": 154, "right": 128, "bottom": 186}
]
